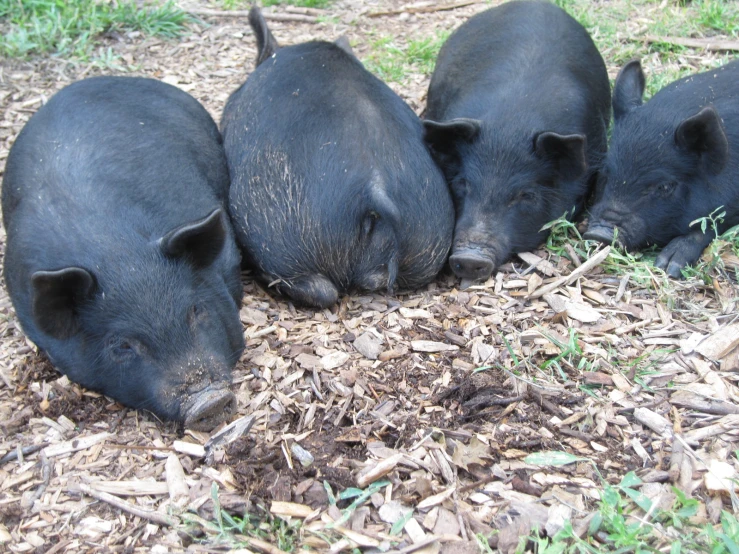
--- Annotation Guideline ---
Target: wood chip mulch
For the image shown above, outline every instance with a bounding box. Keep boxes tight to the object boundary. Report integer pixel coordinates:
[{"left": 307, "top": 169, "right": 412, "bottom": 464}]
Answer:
[{"left": 1, "top": 1, "right": 738, "bottom": 552}]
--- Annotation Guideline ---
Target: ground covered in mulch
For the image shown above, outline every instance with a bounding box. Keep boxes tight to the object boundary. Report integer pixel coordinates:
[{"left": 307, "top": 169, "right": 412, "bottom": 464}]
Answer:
[{"left": 1, "top": 1, "right": 739, "bottom": 553}]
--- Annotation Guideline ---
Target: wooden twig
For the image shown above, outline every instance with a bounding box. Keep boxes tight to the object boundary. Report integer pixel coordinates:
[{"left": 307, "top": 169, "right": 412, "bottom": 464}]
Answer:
[
  {"left": 29, "top": 452, "right": 52, "bottom": 505},
  {"left": 642, "top": 35, "right": 739, "bottom": 52},
  {"left": 237, "top": 536, "right": 290, "bottom": 554},
  {"left": 528, "top": 246, "right": 611, "bottom": 299},
  {"left": 185, "top": 8, "right": 319, "bottom": 23},
  {"left": 368, "top": 0, "right": 478, "bottom": 17},
  {"left": 0, "top": 443, "right": 47, "bottom": 465},
  {"left": 284, "top": 6, "right": 323, "bottom": 16},
  {"left": 78, "top": 483, "right": 178, "bottom": 527}
]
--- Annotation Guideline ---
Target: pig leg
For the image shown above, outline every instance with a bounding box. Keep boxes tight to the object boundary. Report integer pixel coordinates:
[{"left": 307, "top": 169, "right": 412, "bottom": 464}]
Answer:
[{"left": 654, "top": 230, "right": 714, "bottom": 278}]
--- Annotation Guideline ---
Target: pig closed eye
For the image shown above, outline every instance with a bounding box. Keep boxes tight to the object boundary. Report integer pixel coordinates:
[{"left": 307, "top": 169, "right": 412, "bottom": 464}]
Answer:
[
  {"left": 107, "top": 338, "right": 139, "bottom": 363},
  {"left": 510, "top": 191, "right": 537, "bottom": 206},
  {"left": 362, "top": 211, "right": 380, "bottom": 236},
  {"left": 188, "top": 304, "right": 208, "bottom": 326}
]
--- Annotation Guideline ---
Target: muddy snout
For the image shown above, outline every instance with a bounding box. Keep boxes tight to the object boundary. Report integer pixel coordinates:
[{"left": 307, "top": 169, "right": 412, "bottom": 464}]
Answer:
[
  {"left": 449, "top": 249, "right": 495, "bottom": 282},
  {"left": 182, "top": 385, "right": 236, "bottom": 431}
]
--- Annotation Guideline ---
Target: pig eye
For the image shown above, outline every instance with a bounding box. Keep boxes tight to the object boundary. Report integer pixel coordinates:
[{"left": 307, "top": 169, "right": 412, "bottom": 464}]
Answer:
[
  {"left": 188, "top": 304, "right": 207, "bottom": 325},
  {"left": 656, "top": 181, "right": 677, "bottom": 196},
  {"left": 362, "top": 211, "right": 380, "bottom": 236},
  {"left": 511, "top": 191, "right": 537, "bottom": 206},
  {"left": 107, "top": 338, "right": 138, "bottom": 362}
]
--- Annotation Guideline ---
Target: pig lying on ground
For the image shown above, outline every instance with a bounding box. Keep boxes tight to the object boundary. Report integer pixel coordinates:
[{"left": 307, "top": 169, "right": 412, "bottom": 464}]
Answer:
[
  {"left": 2, "top": 77, "right": 244, "bottom": 431},
  {"left": 424, "top": 0, "right": 611, "bottom": 286},
  {"left": 585, "top": 59, "right": 739, "bottom": 278},
  {"left": 222, "top": 7, "right": 454, "bottom": 308}
]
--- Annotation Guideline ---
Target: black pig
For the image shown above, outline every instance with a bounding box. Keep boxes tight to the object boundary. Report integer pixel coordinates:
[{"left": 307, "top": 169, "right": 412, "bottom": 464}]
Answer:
[
  {"left": 585, "top": 60, "right": 739, "bottom": 277},
  {"left": 221, "top": 7, "right": 454, "bottom": 308},
  {"left": 2, "top": 77, "right": 244, "bottom": 430},
  {"left": 424, "top": 0, "right": 610, "bottom": 286}
]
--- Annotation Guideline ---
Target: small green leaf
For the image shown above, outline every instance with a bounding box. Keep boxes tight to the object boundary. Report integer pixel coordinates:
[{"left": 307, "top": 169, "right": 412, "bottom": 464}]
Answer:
[
  {"left": 602, "top": 485, "right": 620, "bottom": 508},
  {"left": 588, "top": 511, "right": 602, "bottom": 536},
  {"left": 619, "top": 471, "right": 643, "bottom": 489},
  {"left": 717, "top": 533, "right": 739, "bottom": 554},
  {"left": 620, "top": 485, "right": 652, "bottom": 514},
  {"left": 324, "top": 480, "right": 336, "bottom": 506},
  {"left": 501, "top": 334, "right": 520, "bottom": 366},
  {"left": 337, "top": 487, "right": 364, "bottom": 500},
  {"left": 390, "top": 510, "right": 414, "bottom": 536}
]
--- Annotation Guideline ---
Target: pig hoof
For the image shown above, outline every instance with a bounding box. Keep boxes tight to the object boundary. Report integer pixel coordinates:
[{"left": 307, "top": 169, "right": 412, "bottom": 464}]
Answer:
[
  {"left": 449, "top": 252, "right": 494, "bottom": 282},
  {"left": 655, "top": 254, "right": 687, "bottom": 280},
  {"left": 583, "top": 225, "right": 616, "bottom": 245},
  {"left": 184, "top": 388, "right": 237, "bottom": 431}
]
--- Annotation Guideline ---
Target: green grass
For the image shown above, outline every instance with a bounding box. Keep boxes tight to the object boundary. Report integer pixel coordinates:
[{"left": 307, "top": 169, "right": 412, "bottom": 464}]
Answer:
[
  {"left": 555, "top": 0, "right": 737, "bottom": 97},
  {"left": 220, "top": 0, "right": 333, "bottom": 8},
  {"left": 180, "top": 480, "right": 396, "bottom": 551},
  {"left": 0, "top": 0, "right": 191, "bottom": 60},
  {"left": 694, "top": 0, "right": 739, "bottom": 36},
  {"left": 180, "top": 483, "right": 303, "bottom": 551},
  {"left": 517, "top": 456, "right": 739, "bottom": 554},
  {"left": 364, "top": 31, "right": 451, "bottom": 83}
]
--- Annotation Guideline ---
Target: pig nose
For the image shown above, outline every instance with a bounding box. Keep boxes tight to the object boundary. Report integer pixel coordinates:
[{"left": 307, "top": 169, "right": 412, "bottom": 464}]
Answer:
[
  {"left": 449, "top": 252, "right": 495, "bottom": 281},
  {"left": 583, "top": 224, "right": 616, "bottom": 245},
  {"left": 183, "top": 386, "right": 236, "bottom": 431}
]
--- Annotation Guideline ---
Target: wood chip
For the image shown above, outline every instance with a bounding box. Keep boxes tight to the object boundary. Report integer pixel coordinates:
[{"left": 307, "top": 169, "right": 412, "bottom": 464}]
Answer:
[
  {"left": 416, "top": 486, "right": 456, "bottom": 510},
  {"left": 411, "top": 341, "right": 459, "bottom": 353},
  {"left": 90, "top": 481, "right": 169, "bottom": 496},
  {"left": 634, "top": 408, "right": 673, "bottom": 438},
  {"left": 565, "top": 302, "right": 602, "bottom": 323},
  {"left": 42, "top": 432, "right": 112, "bottom": 458},
  {"left": 695, "top": 322, "right": 739, "bottom": 361},
  {"left": 173, "top": 441, "right": 205, "bottom": 458},
  {"left": 353, "top": 332, "right": 384, "bottom": 360},
  {"left": 528, "top": 247, "right": 611, "bottom": 299},
  {"left": 357, "top": 454, "right": 403, "bottom": 488},
  {"left": 583, "top": 372, "right": 613, "bottom": 387},
  {"left": 271, "top": 501, "right": 315, "bottom": 518},
  {"left": 165, "top": 454, "right": 189, "bottom": 502}
]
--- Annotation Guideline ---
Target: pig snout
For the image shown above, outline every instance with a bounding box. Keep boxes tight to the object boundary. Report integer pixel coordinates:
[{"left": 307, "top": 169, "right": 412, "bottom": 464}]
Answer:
[
  {"left": 583, "top": 223, "right": 617, "bottom": 245},
  {"left": 449, "top": 249, "right": 495, "bottom": 282},
  {"left": 182, "top": 385, "right": 236, "bottom": 431}
]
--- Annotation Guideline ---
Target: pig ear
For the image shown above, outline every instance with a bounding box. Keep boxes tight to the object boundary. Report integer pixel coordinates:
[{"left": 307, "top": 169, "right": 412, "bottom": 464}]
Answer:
[
  {"left": 32, "top": 267, "right": 96, "bottom": 340},
  {"left": 423, "top": 119, "right": 481, "bottom": 151},
  {"left": 248, "top": 6, "right": 279, "bottom": 67},
  {"left": 423, "top": 119, "right": 481, "bottom": 177},
  {"left": 534, "top": 132, "right": 587, "bottom": 181},
  {"left": 674, "top": 106, "right": 729, "bottom": 176},
  {"left": 160, "top": 209, "right": 226, "bottom": 269},
  {"left": 334, "top": 36, "right": 354, "bottom": 56},
  {"left": 613, "top": 59, "right": 645, "bottom": 121}
]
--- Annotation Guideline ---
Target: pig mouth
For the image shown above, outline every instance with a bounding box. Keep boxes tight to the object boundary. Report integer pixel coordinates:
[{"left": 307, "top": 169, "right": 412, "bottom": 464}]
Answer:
[{"left": 181, "top": 385, "right": 237, "bottom": 431}]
